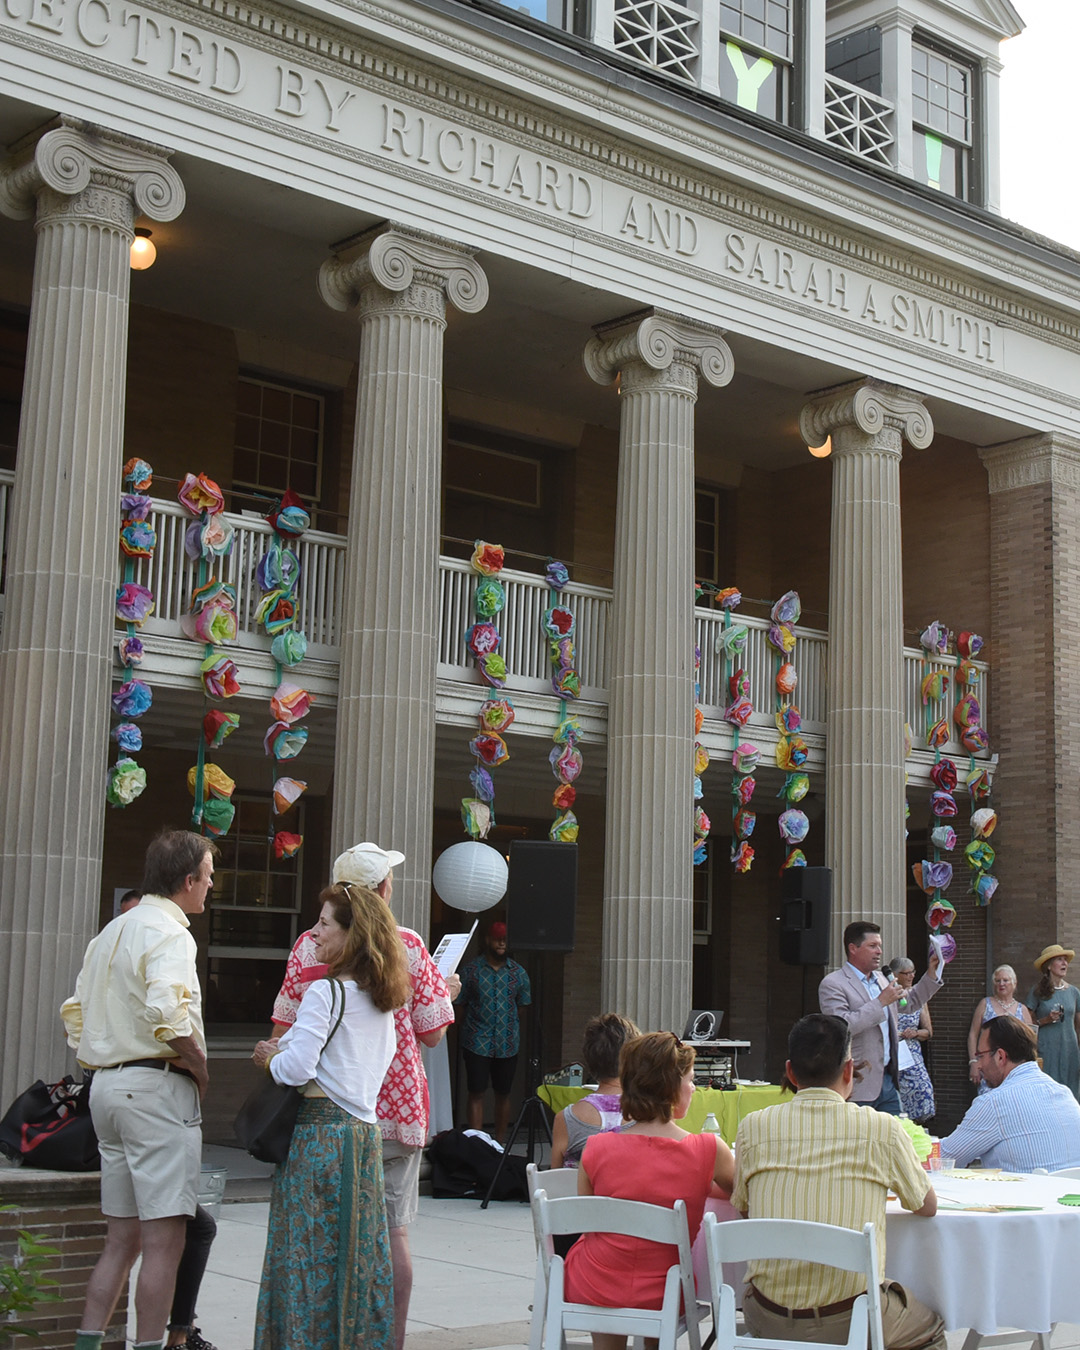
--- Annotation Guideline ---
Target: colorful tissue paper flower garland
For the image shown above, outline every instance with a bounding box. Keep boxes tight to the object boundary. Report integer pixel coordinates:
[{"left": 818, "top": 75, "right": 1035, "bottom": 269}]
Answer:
[
  {"left": 914, "top": 624, "right": 998, "bottom": 963},
  {"left": 544, "top": 560, "right": 580, "bottom": 843},
  {"left": 461, "top": 541, "right": 509, "bottom": 840},
  {"left": 692, "top": 631, "right": 708, "bottom": 867},
  {"left": 258, "top": 489, "right": 311, "bottom": 859},
  {"left": 178, "top": 471, "right": 239, "bottom": 838},
  {"left": 770, "top": 591, "right": 809, "bottom": 873},
  {"left": 108, "top": 458, "right": 157, "bottom": 808},
  {"left": 713, "top": 587, "right": 755, "bottom": 874},
  {"left": 954, "top": 631, "right": 998, "bottom": 907}
]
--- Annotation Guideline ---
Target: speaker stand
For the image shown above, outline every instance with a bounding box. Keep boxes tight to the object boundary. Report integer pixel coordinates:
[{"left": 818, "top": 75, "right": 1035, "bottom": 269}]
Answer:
[
  {"left": 480, "top": 955, "right": 551, "bottom": 1209},
  {"left": 479, "top": 1093, "right": 551, "bottom": 1209}
]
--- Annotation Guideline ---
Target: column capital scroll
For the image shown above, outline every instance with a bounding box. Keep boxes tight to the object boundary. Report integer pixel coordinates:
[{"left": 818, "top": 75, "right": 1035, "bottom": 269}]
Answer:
[
  {"left": 584, "top": 309, "right": 733, "bottom": 390},
  {"left": 800, "top": 378, "right": 933, "bottom": 452},
  {"left": 318, "top": 225, "right": 488, "bottom": 315},
  {"left": 0, "top": 117, "right": 184, "bottom": 223}
]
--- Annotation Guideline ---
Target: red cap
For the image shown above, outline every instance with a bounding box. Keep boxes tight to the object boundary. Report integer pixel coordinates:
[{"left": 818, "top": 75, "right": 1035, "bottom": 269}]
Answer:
[{"left": 489, "top": 921, "right": 507, "bottom": 940}]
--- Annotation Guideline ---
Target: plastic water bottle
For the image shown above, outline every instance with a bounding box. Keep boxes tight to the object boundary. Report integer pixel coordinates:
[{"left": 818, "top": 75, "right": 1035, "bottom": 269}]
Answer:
[{"left": 702, "top": 1112, "right": 721, "bottom": 1134}]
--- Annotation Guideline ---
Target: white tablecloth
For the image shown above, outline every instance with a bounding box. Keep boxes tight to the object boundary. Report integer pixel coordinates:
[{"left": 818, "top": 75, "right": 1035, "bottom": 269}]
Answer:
[{"left": 886, "top": 1172, "right": 1080, "bottom": 1334}]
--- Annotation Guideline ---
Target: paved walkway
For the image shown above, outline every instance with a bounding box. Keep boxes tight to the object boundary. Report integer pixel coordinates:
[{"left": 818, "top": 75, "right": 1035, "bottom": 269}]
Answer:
[
  {"left": 193, "top": 1147, "right": 1080, "bottom": 1350},
  {"left": 198, "top": 1145, "right": 538, "bottom": 1349}
]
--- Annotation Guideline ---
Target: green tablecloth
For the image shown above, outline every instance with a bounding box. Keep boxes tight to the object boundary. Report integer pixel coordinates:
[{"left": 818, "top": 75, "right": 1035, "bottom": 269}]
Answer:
[{"left": 537, "top": 1082, "right": 787, "bottom": 1144}]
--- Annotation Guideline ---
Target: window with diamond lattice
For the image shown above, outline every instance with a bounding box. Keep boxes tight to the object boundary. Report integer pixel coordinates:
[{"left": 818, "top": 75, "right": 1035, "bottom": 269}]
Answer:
[
  {"left": 911, "top": 41, "right": 974, "bottom": 200},
  {"left": 614, "top": 0, "right": 700, "bottom": 81}
]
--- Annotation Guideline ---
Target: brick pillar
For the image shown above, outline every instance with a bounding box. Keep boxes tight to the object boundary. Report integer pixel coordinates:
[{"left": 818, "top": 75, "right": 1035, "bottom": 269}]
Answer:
[
  {"left": 800, "top": 379, "right": 933, "bottom": 962},
  {"left": 0, "top": 1170, "right": 126, "bottom": 1349},
  {"left": 978, "top": 435, "right": 1080, "bottom": 972},
  {"left": 0, "top": 119, "right": 184, "bottom": 1105},
  {"left": 318, "top": 226, "right": 488, "bottom": 937},
  {"left": 585, "top": 310, "right": 733, "bottom": 1031}
]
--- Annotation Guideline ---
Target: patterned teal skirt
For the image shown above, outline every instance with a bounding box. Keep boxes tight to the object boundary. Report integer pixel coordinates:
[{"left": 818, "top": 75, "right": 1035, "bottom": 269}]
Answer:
[{"left": 254, "top": 1097, "right": 393, "bottom": 1350}]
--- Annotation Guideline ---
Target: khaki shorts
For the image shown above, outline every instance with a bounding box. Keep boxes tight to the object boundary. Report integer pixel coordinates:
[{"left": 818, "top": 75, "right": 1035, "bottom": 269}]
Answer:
[
  {"left": 90, "top": 1066, "right": 202, "bottom": 1221},
  {"left": 382, "top": 1140, "right": 422, "bottom": 1229},
  {"left": 744, "top": 1281, "right": 945, "bottom": 1350}
]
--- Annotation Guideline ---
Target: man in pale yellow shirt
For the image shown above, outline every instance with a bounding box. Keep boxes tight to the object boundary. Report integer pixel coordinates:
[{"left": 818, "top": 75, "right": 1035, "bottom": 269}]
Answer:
[
  {"left": 733, "top": 1014, "right": 945, "bottom": 1350},
  {"left": 60, "top": 830, "right": 216, "bottom": 1350}
]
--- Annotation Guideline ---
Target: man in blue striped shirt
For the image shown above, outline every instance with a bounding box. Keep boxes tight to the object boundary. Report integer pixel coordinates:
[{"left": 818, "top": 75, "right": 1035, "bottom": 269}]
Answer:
[{"left": 941, "top": 1016, "right": 1080, "bottom": 1172}]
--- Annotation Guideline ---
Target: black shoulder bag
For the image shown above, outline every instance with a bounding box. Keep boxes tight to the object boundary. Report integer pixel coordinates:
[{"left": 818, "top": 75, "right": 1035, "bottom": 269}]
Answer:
[{"left": 234, "top": 978, "right": 346, "bottom": 1164}]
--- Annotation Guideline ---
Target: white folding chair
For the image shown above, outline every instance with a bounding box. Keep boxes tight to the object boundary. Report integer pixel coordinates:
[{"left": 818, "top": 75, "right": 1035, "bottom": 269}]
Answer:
[
  {"left": 526, "top": 1164, "right": 584, "bottom": 1350},
  {"left": 703, "top": 1214, "right": 884, "bottom": 1350},
  {"left": 533, "top": 1190, "right": 705, "bottom": 1350}
]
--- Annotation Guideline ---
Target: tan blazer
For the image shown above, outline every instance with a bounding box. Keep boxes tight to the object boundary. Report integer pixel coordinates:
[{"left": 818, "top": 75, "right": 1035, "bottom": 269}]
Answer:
[{"left": 818, "top": 964, "right": 940, "bottom": 1103}]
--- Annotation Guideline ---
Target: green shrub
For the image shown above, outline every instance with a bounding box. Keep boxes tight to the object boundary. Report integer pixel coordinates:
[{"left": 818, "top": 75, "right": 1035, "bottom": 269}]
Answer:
[{"left": 0, "top": 1205, "right": 59, "bottom": 1344}]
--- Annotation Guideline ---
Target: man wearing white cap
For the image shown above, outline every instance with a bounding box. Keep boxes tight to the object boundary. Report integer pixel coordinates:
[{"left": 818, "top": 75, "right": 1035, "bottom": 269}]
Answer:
[{"left": 270, "top": 841, "right": 457, "bottom": 1350}]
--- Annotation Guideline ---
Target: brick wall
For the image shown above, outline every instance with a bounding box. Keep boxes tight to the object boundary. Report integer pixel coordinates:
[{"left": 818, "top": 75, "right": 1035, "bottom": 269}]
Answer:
[
  {"left": 124, "top": 306, "right": 238, "bottom": 487},
  {"left": 901, "top": 435, "right": 992, "bottom": 645},
  {"left": 986, "top": 479, "right": 1080, "bottom": 963},
  {"left": 0, "top": 1170, "right": 125, "bottom": 1350}
]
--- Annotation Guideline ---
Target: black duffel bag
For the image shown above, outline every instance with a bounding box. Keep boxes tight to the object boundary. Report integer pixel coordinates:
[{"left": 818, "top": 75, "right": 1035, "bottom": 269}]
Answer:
[
  {"left": 427, "top": 1127, "right": 528, "bottom": 1201},
  {"left": 0, "top": 1075, "right": 100, "bottom": 1171}
]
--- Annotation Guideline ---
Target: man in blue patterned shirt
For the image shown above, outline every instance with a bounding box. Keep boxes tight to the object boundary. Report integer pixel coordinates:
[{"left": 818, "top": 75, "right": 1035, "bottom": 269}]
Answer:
[
  {"left": 455, "top": 921, "right": 531, "bottom": 1142},
  {"left": 941, "top": 1015, "right": 1080, "bottom": 1172}
]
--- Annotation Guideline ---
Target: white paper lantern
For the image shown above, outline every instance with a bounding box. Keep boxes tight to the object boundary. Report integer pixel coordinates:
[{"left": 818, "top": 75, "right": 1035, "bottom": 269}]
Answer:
[{"left": 432, "top": 841, "right": 508, "bottom": 913}]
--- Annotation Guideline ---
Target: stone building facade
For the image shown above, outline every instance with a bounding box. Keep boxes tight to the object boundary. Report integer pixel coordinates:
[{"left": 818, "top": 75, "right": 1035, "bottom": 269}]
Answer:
[{"left": 1, "top": 0, "right": 1076, "bottom": 1130}]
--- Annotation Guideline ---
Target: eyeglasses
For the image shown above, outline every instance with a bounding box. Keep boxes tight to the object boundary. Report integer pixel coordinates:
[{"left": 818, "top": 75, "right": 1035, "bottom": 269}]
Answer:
[{"left": 972, "top": 1047, "right": 995, "bottom": 1060}]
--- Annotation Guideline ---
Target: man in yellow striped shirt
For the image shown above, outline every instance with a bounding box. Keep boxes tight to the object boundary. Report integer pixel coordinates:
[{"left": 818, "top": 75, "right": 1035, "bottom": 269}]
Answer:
[{"left": 732, "top": 1014, "right": 945, "bottom": 1350}]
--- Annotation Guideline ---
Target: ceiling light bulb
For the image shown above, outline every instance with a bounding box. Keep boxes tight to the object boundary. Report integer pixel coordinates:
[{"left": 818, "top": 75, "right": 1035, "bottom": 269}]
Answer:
[
  {"left": 807, "top": 436, "right": 832, "bottom": 459},
  {"left": 130, "top": 228, "right": 156, "bottom": 271}
]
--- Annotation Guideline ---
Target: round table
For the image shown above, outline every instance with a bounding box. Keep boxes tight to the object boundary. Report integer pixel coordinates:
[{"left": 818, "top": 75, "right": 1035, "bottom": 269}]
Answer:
[{"left": 885, "top": 1171, "right": 1080, "bottom": 1334}]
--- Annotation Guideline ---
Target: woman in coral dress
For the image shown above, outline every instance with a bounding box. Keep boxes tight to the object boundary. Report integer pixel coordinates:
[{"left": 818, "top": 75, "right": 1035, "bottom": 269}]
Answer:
[{"left": 564, "top": 1032, "right": 735, "bottom": 1348}]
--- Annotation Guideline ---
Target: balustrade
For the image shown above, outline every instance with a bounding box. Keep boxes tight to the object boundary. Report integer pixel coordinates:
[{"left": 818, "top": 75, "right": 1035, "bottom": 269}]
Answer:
[{"left": 0, "top": 475, "right": 990, "bottom": 759}]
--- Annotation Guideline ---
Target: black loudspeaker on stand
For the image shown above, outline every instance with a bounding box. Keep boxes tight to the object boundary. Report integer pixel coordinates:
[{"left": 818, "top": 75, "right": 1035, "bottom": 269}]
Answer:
[
  {"left": 507, "top": 840, "right": 577, "bottom": 951},
  {"left": 480, "top": 841, "right": 577, "bottom": 1207},
  {"left": 778, "top": 866, "right": 832, "bottom": 966}
]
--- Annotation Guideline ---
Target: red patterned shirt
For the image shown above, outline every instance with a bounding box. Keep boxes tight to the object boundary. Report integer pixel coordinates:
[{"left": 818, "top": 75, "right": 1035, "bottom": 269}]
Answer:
[{"left": 272, "top": 925, "right": 453, "bottom": 1147}]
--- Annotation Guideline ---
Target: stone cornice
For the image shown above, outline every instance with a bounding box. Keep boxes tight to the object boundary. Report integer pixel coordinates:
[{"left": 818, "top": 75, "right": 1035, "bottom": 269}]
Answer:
[
  {"left": 6, "top": 0, "right": 1080, "bottom": 352},
  {"left": 800, "top": 379, "right": 933, "bottom": 451},
  {"left": 161, "top": 0, "right": 1080, "bottom": 338},
  {"left": 318, "top": 224, "right": 488, "bottom": 314},
  {"left": 979, "top": 435, "right": 1080, "bottom": 494},
  {"left": 584, "top": 309, "right": 734, "bottom": 390},
  {"left": 0, "top": 116, "right": 184, "bottom": 222}
]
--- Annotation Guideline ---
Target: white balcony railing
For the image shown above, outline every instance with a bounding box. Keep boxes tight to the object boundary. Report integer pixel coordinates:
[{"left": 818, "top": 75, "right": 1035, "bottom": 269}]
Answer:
[
  {"left": 0, "top": 479, "right": 991, "bottom": 761},
  {"left": 437, "top": 557, "right": 610, "bottom": 699},
  {"left": 127, "top": 498, "right": 346, "bottom": 657},
  {"left": 823, "top": 74, "right": 895, "bottom": 166},
  {"left": 696, "top": 609, "right": 828, "bottom": 730}
]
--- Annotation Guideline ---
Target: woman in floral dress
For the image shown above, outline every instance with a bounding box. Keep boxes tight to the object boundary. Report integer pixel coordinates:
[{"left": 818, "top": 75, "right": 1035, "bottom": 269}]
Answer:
[{"left": 889, "top": 958, "right": 935, "bottom": 1122}]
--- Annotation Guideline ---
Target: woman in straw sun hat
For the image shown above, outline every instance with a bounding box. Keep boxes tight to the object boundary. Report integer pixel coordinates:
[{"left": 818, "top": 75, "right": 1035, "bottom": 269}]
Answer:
[{"left": 1026, "top": 944, "right": 1080, "bottom": 1102}]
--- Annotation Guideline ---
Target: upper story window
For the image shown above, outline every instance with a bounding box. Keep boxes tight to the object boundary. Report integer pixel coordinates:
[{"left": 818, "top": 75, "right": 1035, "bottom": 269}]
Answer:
[
  {"left": 695, "top": 484, "right": 734, "bottom": 598},
  {"left": 234, "top": 375, "right": 324, "bottom": 505},
  {"left": 441, "top": 423, "right": 563, "bottom": 576},
  {"left": 911, "top": 40, "right": 974, "bottom": 200},
  {"left": 717, "top": 0, "right": 793, "bottom": 121}
]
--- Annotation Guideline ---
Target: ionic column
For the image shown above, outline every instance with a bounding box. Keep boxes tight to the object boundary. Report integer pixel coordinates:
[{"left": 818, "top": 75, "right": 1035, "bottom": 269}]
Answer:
[
  {"left": 0, "top": 118, "right": 184, "bottom": 1103},
  {"left": 979, "top": 435, "right": 1080, "bottom": 959},
  {"left": 319, "top": 227, "right": 488, "bottom": 937},
  {"left": 800, "top": 379, "right": 932, "bottom": 962},
  {"left": 586, "top": 310, "right": 733, "bottom": 1031}
]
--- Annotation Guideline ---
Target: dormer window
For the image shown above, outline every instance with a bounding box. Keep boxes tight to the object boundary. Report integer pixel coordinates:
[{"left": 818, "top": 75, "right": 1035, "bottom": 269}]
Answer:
[{"left": 912, "top": 39, "right": 975, "bottom": 200}]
